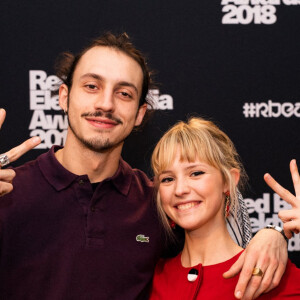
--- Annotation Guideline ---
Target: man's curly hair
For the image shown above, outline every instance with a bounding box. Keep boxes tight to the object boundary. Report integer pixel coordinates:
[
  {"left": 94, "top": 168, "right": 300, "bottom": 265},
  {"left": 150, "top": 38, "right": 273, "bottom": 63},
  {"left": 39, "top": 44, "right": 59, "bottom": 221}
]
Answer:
[{"left": 54, "top": 32, "right": 153, "bottom": 110}]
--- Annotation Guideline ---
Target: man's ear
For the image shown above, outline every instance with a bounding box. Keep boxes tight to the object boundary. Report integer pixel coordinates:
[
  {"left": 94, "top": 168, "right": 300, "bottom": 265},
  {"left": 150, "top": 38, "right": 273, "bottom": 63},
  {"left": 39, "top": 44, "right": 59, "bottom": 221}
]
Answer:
[
  {"left": 59, "top": 84, "right": 69, "bottom": 112},
  {"left": 134, "top": 103, "right": 147, "bottom": 126}
]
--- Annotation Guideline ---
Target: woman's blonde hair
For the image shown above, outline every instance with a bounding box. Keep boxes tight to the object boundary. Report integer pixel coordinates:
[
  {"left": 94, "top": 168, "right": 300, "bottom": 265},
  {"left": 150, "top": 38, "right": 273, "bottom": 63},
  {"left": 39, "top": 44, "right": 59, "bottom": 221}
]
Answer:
[{"left": 151, "top": 117, "right": 248, "bottom": 235}]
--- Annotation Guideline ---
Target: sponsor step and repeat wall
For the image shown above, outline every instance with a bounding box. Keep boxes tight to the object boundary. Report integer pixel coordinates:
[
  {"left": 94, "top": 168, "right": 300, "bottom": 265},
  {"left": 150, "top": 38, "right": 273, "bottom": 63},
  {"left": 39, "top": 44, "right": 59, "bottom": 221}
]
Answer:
[{"left": 0, "top": 1, "right": 299, "bottom": 265}]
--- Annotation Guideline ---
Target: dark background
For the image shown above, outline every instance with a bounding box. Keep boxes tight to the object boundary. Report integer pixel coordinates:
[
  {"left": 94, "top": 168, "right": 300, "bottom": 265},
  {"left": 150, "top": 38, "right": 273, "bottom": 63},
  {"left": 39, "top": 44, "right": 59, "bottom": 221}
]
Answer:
[{"left": 0, "top": 1, "right": 299, "bottom": 264}]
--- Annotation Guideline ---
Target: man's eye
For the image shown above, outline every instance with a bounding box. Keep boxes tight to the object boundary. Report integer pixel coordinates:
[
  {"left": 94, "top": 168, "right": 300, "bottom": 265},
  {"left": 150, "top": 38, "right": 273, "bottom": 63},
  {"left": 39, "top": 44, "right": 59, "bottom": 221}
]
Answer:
[
  {"left": 119, "top": 91, "right": 132, "bottom": 98},
  {"left": 85, "top": 84, "right": 97, "bottom": 90},
  {"left": 191, "top": 171, "right": 204, "bottom": 177},
  {"left": 161, "top": 177, "right": 173, "bottom": 183}
]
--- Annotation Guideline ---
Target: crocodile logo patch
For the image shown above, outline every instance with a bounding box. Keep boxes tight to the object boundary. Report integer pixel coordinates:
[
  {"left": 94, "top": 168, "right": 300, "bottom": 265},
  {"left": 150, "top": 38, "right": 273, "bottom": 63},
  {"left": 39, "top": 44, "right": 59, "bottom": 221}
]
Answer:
[{"left": 136, "top": 234, "right": 149, "bottom": 243}]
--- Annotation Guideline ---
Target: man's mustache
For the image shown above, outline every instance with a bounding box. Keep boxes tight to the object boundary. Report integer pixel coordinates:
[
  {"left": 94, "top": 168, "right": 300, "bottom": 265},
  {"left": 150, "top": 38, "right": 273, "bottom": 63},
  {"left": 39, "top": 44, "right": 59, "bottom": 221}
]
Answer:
[{"left": 81, "top": 111, "right": 123, "bottom": 124}]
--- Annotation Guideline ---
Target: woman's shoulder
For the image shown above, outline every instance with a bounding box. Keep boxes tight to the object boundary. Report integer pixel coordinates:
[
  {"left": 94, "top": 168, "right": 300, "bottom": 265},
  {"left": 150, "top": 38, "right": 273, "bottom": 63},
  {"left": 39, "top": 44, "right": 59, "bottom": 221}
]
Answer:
[
  {"left": 264, "top": 259, "right": 300, "bottom": 299},
  {"left": 154, "top": 253, "right": 181, "bottom": 276},
  {"left": 280, "top": 259, "right": 300, "bottom": 291}
]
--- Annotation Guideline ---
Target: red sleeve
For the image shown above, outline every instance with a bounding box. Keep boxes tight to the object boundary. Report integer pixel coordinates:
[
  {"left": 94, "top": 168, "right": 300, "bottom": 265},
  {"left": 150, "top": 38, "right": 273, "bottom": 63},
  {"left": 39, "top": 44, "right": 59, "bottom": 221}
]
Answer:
[{"left": 266, "top": 259, "right": 300, "bottom": 298}]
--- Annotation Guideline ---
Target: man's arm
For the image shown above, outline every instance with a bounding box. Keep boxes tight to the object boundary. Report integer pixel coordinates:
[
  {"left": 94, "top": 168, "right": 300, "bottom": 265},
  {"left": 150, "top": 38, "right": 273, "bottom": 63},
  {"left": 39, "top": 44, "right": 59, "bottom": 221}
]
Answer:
[
  {"left": 224, "top": 228, "right": 287, "bottom": 299},
  {"left": 224, "top": 188, "right": 288, "bottom": 299},
  {"left": 0, "top": 108, "right": 40, "bottom": 196},
  {"left": 264, "top": 159, "right": 300, "bottom": 237}
]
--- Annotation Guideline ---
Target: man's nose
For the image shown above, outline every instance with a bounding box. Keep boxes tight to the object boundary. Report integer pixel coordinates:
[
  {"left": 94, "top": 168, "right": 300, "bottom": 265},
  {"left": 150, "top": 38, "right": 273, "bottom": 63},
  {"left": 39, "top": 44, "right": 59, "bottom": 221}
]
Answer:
[{"left": 94, "top": 90, "right": 115, "bottom": 112}]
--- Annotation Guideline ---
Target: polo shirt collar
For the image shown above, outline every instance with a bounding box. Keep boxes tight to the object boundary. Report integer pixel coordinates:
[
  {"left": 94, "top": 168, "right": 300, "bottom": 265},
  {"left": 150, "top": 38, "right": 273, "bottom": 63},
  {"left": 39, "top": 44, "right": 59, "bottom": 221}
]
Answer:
[
  {"left": 38, "top": 146, "right": 79, "bottom": 191},
  {"left": 111, "top": 158, "right": 133, "bottom": 196},
  {"left": 38, "top": 146, "right": 133, "bottom": 195}
]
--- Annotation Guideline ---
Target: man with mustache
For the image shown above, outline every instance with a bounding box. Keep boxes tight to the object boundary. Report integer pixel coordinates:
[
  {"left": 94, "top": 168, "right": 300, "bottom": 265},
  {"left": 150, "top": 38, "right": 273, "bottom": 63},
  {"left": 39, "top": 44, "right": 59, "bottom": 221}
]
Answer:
[{"left": 0, "top": 32, "right": 288, "bottom": 300}]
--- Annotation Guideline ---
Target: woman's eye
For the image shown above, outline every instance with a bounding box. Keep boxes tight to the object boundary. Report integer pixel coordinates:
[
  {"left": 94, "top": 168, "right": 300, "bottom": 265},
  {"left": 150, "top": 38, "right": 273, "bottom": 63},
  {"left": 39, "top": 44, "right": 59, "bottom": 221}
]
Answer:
[
  {"left": 191, "top": 171, "right": 204, "bottom": 177},
  {"left": 161, "top": 177, "right": 173, "bottom": 183}
]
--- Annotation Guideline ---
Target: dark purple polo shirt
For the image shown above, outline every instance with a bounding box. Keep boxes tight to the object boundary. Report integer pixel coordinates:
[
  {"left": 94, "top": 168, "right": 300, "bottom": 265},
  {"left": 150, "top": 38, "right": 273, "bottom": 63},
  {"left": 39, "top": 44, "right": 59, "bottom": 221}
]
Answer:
[{"left": 0, "top": 146, "right": 164, "bottom": 300}]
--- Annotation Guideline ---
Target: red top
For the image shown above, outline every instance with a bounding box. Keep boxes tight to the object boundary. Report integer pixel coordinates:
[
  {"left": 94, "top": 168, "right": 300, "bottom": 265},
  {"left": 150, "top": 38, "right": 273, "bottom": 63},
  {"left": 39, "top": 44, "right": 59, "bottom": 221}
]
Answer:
[{"left": 150, "top": 251, "right": 300, "bottom": 299}]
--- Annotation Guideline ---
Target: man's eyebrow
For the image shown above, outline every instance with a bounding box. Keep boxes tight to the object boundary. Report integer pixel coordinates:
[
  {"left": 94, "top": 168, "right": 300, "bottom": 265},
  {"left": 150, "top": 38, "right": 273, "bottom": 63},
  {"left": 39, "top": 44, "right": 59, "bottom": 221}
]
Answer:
[
  {"left": 79, "top": 74, "right": 139, "bottom": 95},
  {"left": 117, "top": 81, "right": 139, "bottom": 95},
  {"left": 79, "top": 73, "right": 103, "bottom": 81}
]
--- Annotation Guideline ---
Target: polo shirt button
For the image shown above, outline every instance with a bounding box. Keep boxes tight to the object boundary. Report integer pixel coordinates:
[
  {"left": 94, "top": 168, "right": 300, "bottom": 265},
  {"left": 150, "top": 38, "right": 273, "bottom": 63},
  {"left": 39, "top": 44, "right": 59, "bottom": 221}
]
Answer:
[
  {"left": 79, "top": 179, "right": 84, "bottom": 185},
  {"left": 91, "top": 206, "right": 96, "bottom": 212}
]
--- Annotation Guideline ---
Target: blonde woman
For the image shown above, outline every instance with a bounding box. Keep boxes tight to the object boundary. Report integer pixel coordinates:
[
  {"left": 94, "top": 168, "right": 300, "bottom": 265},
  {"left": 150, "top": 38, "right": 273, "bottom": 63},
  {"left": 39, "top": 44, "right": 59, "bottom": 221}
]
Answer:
[{"left": 150, "top": 117, "right": 300, "bottom": 299}]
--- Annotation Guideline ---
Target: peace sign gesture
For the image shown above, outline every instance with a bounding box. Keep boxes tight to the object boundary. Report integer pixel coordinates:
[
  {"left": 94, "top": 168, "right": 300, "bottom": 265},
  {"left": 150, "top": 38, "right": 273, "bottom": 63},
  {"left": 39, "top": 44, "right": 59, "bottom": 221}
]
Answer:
[
  {"left": 264, "top": 159, "right": 300, "bottom": 239},
  {"left": 0, "top": 109, "right": 41, "bottom": 196}
]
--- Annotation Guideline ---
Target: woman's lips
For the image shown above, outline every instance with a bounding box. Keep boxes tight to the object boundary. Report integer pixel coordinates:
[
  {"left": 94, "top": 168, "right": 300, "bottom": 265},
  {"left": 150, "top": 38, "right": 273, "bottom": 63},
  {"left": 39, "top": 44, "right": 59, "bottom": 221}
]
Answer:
[{"left": 175, "top": 201, "right": 202, "bottom": 211}]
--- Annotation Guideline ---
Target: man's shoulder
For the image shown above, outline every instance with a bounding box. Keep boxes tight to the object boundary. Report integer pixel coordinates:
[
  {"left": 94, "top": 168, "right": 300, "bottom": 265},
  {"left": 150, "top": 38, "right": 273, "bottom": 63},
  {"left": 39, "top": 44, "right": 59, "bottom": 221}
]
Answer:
[
  {"left": 0, "top": 151, "right": 51, "bottom": 208},
  {"left": 132, "top": 167, "right": 153, "bottom": 187},
  {"left": 12, "top": 150, "right": 49, "bottom": 177},
  {"left": 8, "top": 149, "right": 55, "bottom": 191},
  {"left": 120, "top": 159, "right": 153, "bottom": 188}
]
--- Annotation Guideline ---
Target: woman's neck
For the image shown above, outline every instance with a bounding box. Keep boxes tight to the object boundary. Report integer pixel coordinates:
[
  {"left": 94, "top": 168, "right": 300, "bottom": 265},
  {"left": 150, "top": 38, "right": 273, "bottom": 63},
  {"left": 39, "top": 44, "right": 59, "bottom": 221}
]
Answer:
[{"left": 181, "top": 220, "right": 243, "bottom": 268}]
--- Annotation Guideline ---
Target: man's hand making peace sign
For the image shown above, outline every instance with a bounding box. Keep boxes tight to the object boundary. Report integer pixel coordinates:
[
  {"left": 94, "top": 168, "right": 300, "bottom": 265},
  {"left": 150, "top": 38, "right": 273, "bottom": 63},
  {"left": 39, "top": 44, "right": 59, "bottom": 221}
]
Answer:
[
  {"left": 0, "top": 108, "right": 41, "bottom": 196},
  {"left": 264, "top": 159, "right": 300, "bottom": 239}
]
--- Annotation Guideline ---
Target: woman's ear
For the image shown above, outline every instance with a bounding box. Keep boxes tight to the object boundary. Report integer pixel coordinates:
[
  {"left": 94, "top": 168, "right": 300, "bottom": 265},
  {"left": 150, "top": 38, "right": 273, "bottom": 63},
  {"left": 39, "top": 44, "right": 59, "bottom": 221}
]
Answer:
[
  {"left": 223, "top": 168, "right": 240, "bottom": 192},
  {"left": 230, "top": 168, "right": 240, "bottom": 186}
]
